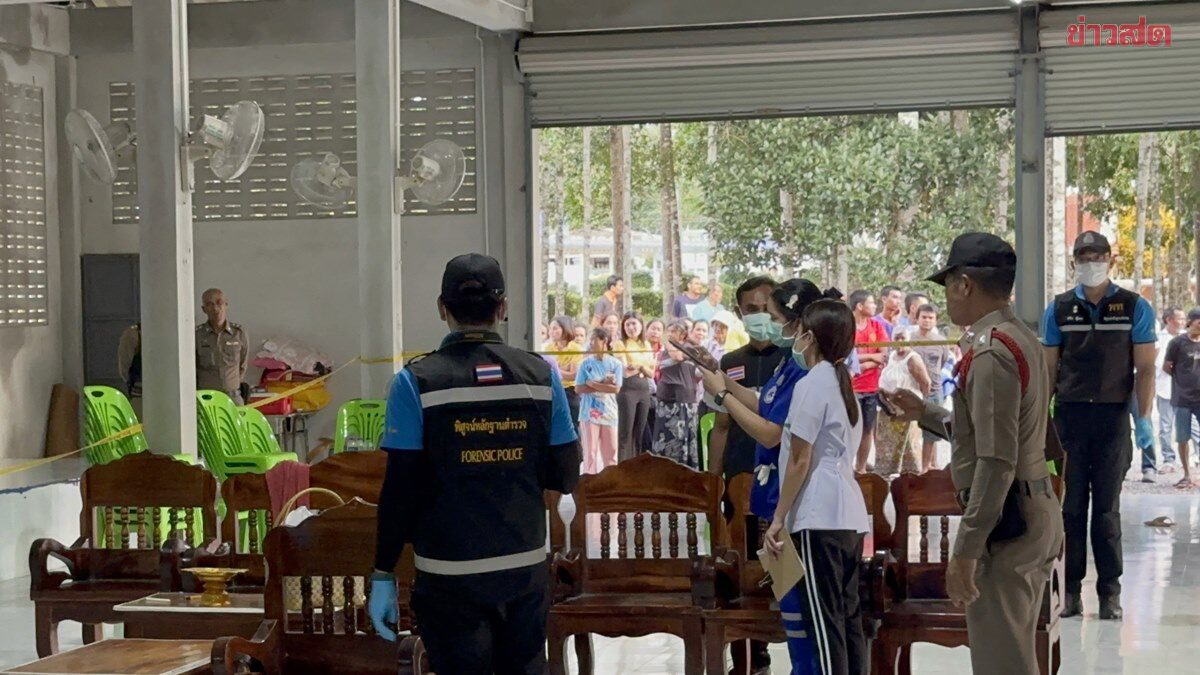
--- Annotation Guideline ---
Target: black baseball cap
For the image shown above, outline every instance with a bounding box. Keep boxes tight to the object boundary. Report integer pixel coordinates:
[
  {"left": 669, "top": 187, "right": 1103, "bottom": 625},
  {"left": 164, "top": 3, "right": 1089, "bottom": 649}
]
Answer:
[
  {"left": 1073, "top": 230, "right": 1112, "bottom": 256},
  {"left": 927, "top": 232, "right": 1017, "bottom": 286},
  {"left": 441, "top": 253, "right": 506, "bottom": 302}
]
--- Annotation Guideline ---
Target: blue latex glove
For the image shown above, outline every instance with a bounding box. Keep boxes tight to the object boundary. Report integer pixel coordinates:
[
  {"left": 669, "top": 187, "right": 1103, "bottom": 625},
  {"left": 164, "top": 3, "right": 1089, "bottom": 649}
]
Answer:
[
  {"left": 368, "top": 577, "right": 398, "bottom": 641},
  {"left": 1135, "top": 416, "right": 1154, "bottom": 450}
]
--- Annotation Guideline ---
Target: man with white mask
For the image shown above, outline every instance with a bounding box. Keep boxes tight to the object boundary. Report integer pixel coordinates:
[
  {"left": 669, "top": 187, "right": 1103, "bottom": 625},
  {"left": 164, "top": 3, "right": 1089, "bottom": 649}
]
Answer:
[{"left": 1041, "top": 231, "right": 1157, "bottom": 621}]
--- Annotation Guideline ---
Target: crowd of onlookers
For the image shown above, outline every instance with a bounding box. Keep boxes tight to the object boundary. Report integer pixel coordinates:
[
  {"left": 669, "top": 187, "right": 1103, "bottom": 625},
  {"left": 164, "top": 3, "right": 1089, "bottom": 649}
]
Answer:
[{"left": 538, "top": 274, "right": 973, "bottom": 478}]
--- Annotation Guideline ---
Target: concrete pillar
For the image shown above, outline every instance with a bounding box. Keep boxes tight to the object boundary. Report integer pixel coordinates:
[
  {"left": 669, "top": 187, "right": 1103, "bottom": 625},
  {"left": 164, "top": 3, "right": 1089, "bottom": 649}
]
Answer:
[
  {"left": 1014, "top": 3, "right": 1047, "bottom": 329},
  {"left": 355, "top": 0, "right": 403, "bottom": 396},
  {"left": 132, "top": 0, "right": 197, "bottom": 456}
]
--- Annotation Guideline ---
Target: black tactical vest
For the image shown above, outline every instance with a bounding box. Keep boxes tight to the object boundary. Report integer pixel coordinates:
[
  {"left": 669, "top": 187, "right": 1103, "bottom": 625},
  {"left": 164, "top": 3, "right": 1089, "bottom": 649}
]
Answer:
[
  {"left": 405, "top": 331, "right": 554, "bottom": 575},
  {"left": 1052, "top": 286, "right": 1139, "bottom": 404}
]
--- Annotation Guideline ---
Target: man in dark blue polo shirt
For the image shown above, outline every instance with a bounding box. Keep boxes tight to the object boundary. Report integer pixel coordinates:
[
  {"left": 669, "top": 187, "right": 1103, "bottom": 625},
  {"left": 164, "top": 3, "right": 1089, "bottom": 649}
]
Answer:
[{"left": 1042, "top": 231, "right": 1156, "bottom": 621}]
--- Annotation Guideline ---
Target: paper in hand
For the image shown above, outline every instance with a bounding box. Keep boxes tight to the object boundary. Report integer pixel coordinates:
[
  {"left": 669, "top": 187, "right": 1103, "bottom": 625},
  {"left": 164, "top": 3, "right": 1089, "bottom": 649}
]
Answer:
[{"left": 757, "top": 534, "right": 806, "bottom": 601}]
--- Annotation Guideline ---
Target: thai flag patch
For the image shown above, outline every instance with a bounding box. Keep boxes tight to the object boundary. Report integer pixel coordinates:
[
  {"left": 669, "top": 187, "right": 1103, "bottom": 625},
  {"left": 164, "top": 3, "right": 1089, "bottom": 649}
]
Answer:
[
  {"left": 475, "top": 364, "right": 504, "bottom": 384},
  {"left": 726, "top": 365, "right": 746, "bottom": 382}
]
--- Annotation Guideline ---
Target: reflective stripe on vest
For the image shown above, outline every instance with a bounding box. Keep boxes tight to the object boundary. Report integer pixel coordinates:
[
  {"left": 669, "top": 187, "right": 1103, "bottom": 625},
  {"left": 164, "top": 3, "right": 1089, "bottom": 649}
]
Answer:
[
  {"left": 420, "top": 384, "right": 553, "bottom": 408},
  {"left": 413, "top": 546, "right": 546, "bottom": 576}
]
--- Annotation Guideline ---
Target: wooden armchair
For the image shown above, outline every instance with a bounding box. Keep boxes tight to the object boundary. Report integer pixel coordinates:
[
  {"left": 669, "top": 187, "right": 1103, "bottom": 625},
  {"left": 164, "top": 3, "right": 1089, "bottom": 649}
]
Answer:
[
  {"left": 211, "top": 499, "right": 425, "bottom": 675},
  {"left": 548, "top": 454, "right": 725, "bottom": 675},
  {"left": 29, "top": 451, "right": 217, "bottom": 656},
  {"left": 874, "top": 469, "right": 1062, "bottom": 675}
]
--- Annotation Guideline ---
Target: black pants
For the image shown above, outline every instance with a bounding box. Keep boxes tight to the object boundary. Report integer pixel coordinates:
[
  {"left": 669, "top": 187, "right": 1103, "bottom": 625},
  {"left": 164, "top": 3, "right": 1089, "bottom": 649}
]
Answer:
[
  {"left": 617, "top": 376, "right": 653, "bottom": 462},
  {"left": 792, "top": 530, "right": 867, "bottom": 675},
  {"left": 1057, "top": 402, "right": 1132, "bottom": 597},
  {"left": 412, "top": 571, "right": 550, "bottom": 675}
]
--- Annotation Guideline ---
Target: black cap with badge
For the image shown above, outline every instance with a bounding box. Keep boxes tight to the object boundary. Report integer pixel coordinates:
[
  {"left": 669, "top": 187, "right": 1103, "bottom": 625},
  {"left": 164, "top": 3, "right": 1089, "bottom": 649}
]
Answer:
[
  {"left": 1073, "top": 230, "right": 1112, "bottom": 256},
  {"left": 441, "top": 253, "right": 506, "bottom": 302},
  {"left": 927, "top": 232, "right": 1017, "bottom": 286}
]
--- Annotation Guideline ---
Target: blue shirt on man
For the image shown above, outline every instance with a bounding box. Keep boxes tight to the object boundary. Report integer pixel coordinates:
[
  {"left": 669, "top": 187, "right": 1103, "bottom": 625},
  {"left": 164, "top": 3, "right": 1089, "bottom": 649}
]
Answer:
[{"left": 1040, "top": 283, "right": 1156, "bottom": 347}]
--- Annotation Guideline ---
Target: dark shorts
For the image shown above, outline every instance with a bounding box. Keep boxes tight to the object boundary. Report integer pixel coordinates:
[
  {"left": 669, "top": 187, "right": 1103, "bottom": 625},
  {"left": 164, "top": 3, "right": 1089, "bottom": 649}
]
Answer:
[
  {"left": 922, "top": 391, "right": 944, "bottom": 444},
  {"left": 856, "top": 393, "right": 879, "bottom": 432}
]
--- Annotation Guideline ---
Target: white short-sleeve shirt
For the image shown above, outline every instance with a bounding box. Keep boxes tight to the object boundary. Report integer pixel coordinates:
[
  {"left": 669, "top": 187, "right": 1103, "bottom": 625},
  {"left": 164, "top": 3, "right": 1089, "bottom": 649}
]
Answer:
[{"left": 780, "top": 361, "right": 871, "bottom": 535}]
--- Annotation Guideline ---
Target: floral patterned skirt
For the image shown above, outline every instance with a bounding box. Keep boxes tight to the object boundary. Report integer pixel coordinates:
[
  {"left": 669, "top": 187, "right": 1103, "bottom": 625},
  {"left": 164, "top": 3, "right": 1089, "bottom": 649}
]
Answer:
[{"left": 651, "top": 399, "right": 699, "bottom": 469}]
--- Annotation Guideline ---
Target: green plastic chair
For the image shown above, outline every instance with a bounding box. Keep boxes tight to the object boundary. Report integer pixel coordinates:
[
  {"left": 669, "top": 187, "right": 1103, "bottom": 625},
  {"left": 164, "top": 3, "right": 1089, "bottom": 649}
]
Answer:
[
  {"left": 239, "top": 406, "right": 283, "bottom": 455},
  {"left": 81, "top": 386, "right": 149, "bottom": 465},
  {"left": 196, "top": 390, "right": 297, "bottom": 482},
  {"left": 698, "top": 412, "right": 716, "bottom": 472},
  {"left": 332, "top": 399, "right": 387, "bottom": 453}
]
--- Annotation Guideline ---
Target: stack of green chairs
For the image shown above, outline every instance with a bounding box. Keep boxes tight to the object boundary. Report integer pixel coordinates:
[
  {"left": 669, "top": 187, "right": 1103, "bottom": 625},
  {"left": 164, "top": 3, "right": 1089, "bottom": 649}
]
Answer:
[
  {"left": 698, "top": 412, "right": 716, "bottom": 472},
  {"left": 240, "top": 406, "right": 283, "bottom": 455},
  {"left": 81, "top": 386, "right": 149, "bottom": 465},
  {"left": 332, "top": 399, "right": 386, "bottom": 453},
  {"left": 196, "top": 390, "right": 298, "bottom": 482}
]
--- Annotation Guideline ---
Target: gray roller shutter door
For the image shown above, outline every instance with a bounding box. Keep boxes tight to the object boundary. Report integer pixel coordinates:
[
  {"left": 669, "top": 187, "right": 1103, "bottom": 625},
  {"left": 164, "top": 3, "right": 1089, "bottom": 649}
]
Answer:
[
  {"left": 1042, "top": 3, "right": 1200, "bottom": 135},
  {"left": 518, "top": 12, "right": 1018, "bottom": 127}
]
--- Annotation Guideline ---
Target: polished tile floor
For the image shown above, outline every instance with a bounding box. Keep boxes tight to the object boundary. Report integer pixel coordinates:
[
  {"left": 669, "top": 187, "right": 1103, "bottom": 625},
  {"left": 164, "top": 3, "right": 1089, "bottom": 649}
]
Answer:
[{"left": 0, "top": 492, "right": 1195, "bottom": 674}]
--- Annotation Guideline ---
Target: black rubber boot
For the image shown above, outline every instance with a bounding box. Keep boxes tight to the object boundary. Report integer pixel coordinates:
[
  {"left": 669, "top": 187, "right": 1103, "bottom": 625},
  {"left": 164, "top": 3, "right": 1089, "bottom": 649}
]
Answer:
[{"left": 1062, "top": 592, "right": 1083, "bottom": 618}]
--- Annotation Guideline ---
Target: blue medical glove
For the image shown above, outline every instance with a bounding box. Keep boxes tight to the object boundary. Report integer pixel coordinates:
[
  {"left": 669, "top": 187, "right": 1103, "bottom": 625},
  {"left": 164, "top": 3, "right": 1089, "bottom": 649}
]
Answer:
[
  {"left": 1135, "top": 416, "right": 1154, "bottom": 450},
  {"left": 368, "top": 574, "right": 398, "bottom": 641}
]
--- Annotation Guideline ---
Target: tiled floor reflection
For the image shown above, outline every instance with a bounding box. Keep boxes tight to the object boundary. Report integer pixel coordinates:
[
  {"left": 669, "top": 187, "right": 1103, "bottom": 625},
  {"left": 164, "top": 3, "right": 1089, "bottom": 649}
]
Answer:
[{"left": 0, "top": 493, "right": 1195, "bottom": 673}]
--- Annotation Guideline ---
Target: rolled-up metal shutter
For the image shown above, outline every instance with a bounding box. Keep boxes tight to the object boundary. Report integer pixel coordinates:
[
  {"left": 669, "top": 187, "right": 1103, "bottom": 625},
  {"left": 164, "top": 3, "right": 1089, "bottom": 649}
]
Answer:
[
  {"left": 1042, "top": 3, "right": 1200, "bottom": 135},
  {"left": 518, "top": 12, "right": 1018, "bottom": 127}
]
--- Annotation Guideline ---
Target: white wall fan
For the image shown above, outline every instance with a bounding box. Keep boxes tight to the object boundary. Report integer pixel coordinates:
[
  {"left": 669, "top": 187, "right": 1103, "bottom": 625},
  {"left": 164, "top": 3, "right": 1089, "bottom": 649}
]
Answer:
[
  {"left": 289, "top": 138, "right": 467, "bottom": 214},
  {"left": 65, "top": 100, "right": 266, "bottom": 192}
]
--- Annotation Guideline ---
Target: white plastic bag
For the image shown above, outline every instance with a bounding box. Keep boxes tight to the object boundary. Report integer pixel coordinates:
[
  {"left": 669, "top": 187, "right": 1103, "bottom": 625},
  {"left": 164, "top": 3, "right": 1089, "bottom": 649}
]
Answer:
[
  {"left": 878, "top": 351, "right": 921, "bottom": 397},
  {"left": 282, "top": 505, "right": 318, "bottom": 527}
]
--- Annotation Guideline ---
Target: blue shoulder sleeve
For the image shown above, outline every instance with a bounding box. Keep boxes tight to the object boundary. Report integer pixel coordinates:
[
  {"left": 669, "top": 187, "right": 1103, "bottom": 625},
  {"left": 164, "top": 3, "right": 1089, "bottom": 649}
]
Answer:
[
  {"left": 381, "top": 369, "right": 424, "bottom": 451},
  {"left": 1040, "top": 302, "right": 1063, "bottom": 347},
  {"left": 548, "top": 368, "right": 579, "bottom": 445},
  {"left": 1131, "top": 297, "right": 1156, "bottom": 344}
]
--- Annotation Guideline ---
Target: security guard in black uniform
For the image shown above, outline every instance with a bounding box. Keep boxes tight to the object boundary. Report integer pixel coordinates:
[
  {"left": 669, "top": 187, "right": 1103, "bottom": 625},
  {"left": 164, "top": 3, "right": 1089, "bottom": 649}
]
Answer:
[
  {"left": 370, "top": 253, "right": 581, "bottom": 674},
  {"left": 1041, "top": 231, "right": 1157, "bottom": 621}
]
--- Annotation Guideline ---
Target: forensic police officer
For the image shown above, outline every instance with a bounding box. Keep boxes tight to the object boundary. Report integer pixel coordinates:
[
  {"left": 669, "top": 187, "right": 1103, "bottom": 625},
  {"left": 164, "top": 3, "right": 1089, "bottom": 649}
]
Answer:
[
  {"left": 196, "top": 288, "right": 249, "bottom": 403},
  {"left": 1042, "top": 231, "right": 1156, "bottom": 620},
  {"left": 369, "top": 253, "right": 581, "bottom": 674},
  {"left": 884, "top": 232, "right": 1062, "bottom": 675}
]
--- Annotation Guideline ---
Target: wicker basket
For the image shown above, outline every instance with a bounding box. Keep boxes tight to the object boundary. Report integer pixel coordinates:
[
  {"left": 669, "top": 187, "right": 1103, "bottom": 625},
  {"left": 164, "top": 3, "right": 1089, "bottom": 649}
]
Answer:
[{"left": 277, "top": 487, "right": 347, "bottom": 612}]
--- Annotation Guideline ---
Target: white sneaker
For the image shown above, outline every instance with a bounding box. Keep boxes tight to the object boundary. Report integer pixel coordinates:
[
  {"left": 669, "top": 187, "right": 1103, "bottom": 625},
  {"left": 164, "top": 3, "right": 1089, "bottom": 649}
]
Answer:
[{"left": 1142, "top": 469, "right": 1156, "bottom": 483}]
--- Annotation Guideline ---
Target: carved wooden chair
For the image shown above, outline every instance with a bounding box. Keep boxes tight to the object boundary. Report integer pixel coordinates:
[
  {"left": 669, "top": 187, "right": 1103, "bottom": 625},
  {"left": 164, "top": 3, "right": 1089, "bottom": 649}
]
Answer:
[
  {"left": 29, "top": 451, "right": 217, "bottom": 656},
  {"left": 548, "top": 454, "right": 725, "bottom": 675},
  {"left": 874, "top": 469, "right": 1062, "bottom": 675},
  {"left": 211, "top": 499, "right": 425, "bottom": 675}
]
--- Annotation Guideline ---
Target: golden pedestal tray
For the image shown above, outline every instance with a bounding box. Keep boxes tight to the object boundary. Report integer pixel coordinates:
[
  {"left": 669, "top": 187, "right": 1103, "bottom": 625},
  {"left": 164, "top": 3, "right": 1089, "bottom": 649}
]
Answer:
[{"left": 181, "top": 567, "right": 248, "bottom": 607}]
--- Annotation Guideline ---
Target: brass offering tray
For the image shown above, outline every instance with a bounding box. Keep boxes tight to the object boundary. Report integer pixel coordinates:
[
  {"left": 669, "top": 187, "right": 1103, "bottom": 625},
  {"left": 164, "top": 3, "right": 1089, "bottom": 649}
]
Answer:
[{"left": 181, "top": 567, "right": 248, "bottom": 607}]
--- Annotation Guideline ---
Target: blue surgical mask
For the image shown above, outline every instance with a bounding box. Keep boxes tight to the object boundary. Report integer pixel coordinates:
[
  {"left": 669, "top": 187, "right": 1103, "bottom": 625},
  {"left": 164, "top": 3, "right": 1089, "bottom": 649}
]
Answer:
[
  {"left": 769, "top": 321, "right": 795, "bottom": 348},
  {"left": 791, "top": 332, "right": 812, "bottom": 369},
  {"left": 743, "top": 312, "right": 773, "bottom": 342}
]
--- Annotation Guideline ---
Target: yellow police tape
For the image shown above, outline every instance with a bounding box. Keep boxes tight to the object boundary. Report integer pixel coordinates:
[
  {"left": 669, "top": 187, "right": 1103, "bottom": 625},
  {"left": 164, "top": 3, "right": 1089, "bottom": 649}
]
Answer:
[{"left": 0, "top": 338, "right": 959, "bottom": 479}]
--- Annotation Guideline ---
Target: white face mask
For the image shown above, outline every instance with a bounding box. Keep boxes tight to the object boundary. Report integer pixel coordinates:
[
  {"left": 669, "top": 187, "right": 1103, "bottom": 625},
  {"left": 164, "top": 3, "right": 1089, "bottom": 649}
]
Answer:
[{"left": 1075, "top": 261, "right": 1109, "bottom": 287}]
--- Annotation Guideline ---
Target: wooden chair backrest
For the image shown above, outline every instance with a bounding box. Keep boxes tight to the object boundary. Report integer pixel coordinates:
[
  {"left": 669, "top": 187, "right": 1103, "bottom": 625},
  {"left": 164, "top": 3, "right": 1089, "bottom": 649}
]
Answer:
[
  {"left": 890, "top": 469, "right": 961, "bottom": 600},
  {"left": 221, "top": 450, "right": 387, "bottom": 552},
  {"left": 81, "top": 452, "right": 216, "bottom": 550},
  {"left": 570, "top": 454, "right": 725, "bottom": 595},
  {"left": 724, "top": 473, "right": 768, "bottom": 596},
  {"left": 855, "top": 472, "right": 894, "bottom": 553},
  {"left": 263, "top": 499, "right": 412, "bottom": 675}
]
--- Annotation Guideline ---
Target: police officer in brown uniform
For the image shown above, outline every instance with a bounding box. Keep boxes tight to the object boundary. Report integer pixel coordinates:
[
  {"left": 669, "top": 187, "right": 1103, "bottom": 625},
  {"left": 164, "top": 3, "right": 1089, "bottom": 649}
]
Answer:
[
  {"left": 196, "top": 288, "right": 249, "bottom": 404},
  {"left": 884, "top": 233, "right": 1063, "bottom": 675}
]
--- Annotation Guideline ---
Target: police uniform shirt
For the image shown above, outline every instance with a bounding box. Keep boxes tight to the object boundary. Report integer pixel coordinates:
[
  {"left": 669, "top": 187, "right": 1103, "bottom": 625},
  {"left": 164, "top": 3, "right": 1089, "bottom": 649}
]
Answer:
[
  {"left": 718, "top": 343, "right": 786, "bottom": 476},
  {"left": 750, "top": 357, "right": 808, "bottom": 520},
  {"left": 196, "top": 321, "right": 248, "bottom": 395},
  {"left": 381, "top": 332, "right": 577, "bottom": 575},
  {"left": 1040, "top": 283, "right": 1155, "bottom": 403},
  {"left": 780, "top": 361, "right": 870, "bottom": 535}
]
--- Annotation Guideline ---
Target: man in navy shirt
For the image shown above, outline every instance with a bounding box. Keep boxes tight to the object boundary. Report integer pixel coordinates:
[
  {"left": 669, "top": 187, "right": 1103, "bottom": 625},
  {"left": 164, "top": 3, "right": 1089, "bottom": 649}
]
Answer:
[
  {"left": 1042, "top": 231, "right": 1156, "bottom": 621},
  {"left": 370, "top": 254, "right": 580, "bottom": 673}
]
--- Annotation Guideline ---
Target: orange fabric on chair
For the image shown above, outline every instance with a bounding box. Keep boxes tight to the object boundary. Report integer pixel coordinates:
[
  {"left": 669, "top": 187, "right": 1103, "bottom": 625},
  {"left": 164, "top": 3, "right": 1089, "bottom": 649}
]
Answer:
[{"left": 265, "top": 461, "right": 311, "bottom": 519}]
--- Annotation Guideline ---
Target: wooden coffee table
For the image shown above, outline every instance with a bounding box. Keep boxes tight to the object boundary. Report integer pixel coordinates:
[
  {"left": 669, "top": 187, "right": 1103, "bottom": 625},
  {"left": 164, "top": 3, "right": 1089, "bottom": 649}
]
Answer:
[
  {"left": 115, "top": 592, "right": 264, "bottom": 641},
  {"left": 1, "top": 639, "right": 211, "bottom": 674}
]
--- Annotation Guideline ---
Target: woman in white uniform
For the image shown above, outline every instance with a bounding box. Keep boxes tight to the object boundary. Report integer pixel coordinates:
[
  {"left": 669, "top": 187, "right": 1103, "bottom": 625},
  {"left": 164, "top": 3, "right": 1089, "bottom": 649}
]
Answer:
[{"left": 765, "top": 299, "right": 871, "bottom": 675}]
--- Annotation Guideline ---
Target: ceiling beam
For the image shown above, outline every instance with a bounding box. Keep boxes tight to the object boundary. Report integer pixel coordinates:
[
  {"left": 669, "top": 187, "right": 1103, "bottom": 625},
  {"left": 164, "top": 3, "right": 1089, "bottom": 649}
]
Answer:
[{"left": 405, "top": 0, "right": 528, "bottom": 33}]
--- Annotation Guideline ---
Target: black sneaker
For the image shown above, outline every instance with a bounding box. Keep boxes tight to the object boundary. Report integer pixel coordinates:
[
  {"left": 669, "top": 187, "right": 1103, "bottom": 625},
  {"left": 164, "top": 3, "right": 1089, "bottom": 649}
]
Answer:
[
  {"left": 1099, "top": 595, "right": 1123, "bottom": 620},
  {"left": 1062, "top": 592, "right": 1083, "bottom": 618}
]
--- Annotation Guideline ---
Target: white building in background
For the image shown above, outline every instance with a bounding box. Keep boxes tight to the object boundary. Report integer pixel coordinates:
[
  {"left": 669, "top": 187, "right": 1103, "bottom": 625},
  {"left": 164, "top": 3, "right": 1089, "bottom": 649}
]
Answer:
[{"left": 546, "top": 228, "right": 710, "bottom": 293}]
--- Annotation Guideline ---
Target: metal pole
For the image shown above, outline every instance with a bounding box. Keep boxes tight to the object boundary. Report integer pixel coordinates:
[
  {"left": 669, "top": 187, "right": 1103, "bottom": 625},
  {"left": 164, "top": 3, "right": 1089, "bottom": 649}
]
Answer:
[
  {"left": 132, "top": 0, "right": 196, "bottom": 456},
  {"left": 1014, "top": 3, "right": 1047, "bottom": 330},
  {"left": 355, "top": 0, "right": 403, "bottom": 394}
]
